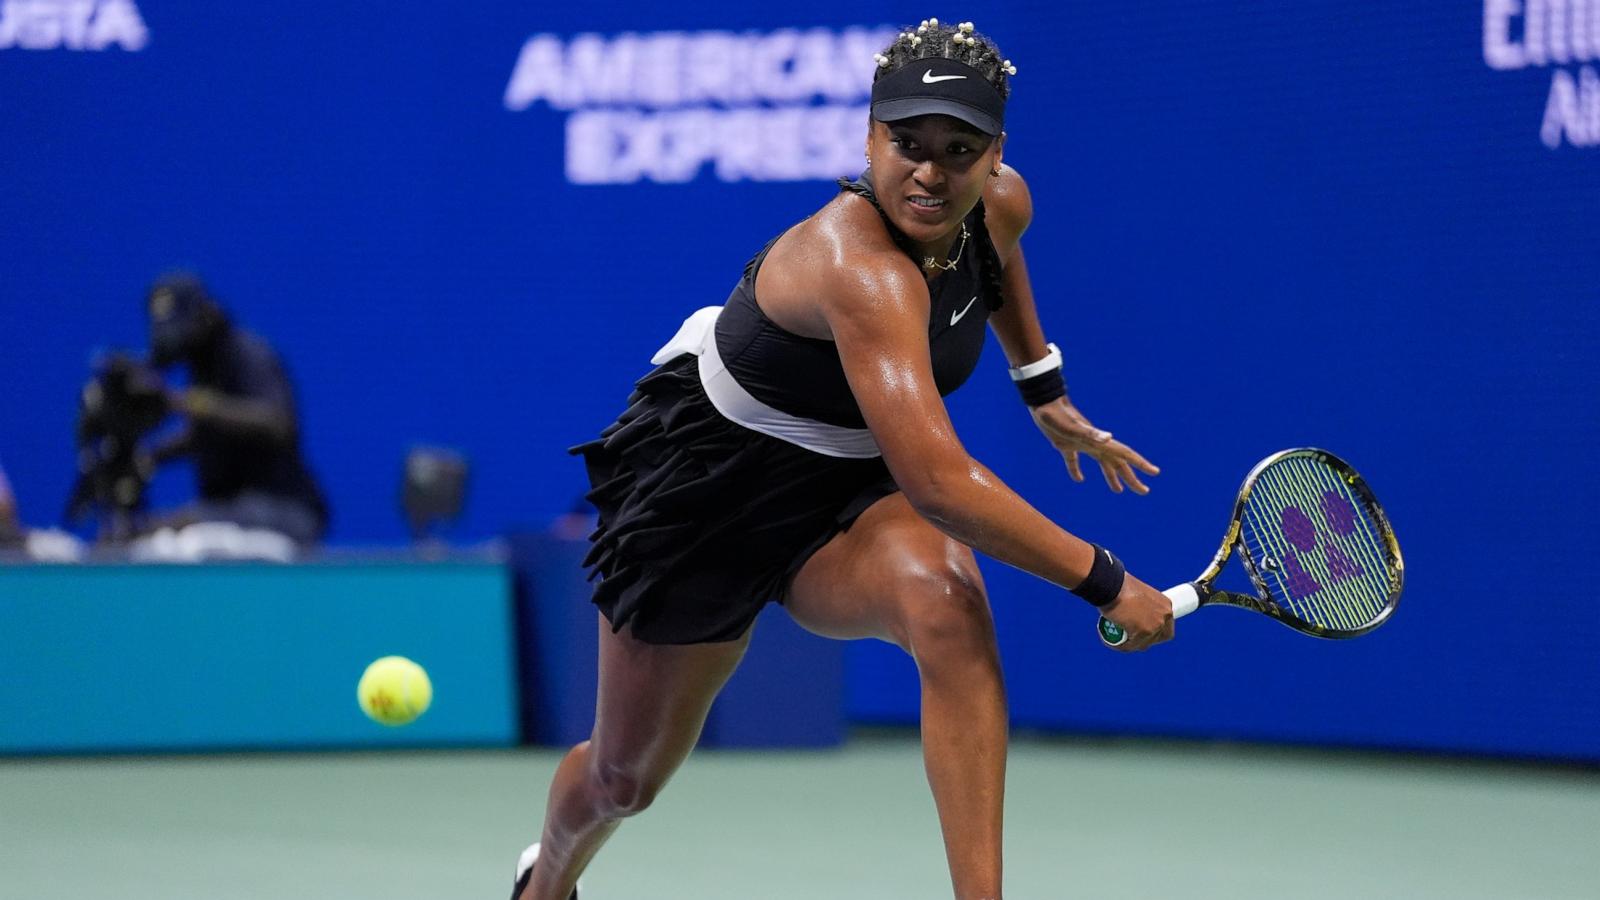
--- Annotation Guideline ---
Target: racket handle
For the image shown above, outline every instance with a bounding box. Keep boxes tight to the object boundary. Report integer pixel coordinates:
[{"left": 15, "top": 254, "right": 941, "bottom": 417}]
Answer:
[{"left": 1097, "top": 583, "right": 1203, "bottom": 648}]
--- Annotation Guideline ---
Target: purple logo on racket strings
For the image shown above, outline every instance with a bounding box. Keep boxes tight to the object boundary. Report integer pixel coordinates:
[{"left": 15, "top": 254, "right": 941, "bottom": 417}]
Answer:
[{"left": 1273, "top": 497, "right": 1364, "bottom": 600}]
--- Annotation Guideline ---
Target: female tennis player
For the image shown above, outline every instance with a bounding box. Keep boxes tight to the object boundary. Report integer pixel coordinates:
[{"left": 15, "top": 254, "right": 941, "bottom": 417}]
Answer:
[{"left": 514, "top": 19, "right": 1173, "bottom": 900}]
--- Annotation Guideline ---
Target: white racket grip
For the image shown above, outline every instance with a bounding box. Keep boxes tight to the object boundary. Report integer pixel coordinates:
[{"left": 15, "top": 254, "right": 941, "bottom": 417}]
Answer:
[
  {"left": 1165, "top": 582, "right": 1201, "bottom": 618},
  {"left": 1096, "top": 582, "right": 1202, "bottom": 647}
]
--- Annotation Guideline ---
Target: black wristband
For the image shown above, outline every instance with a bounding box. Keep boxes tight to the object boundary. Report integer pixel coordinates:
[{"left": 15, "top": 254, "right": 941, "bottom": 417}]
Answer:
[
  {"left": 1071, "top": 543, "right": 1126, "bottom": 607},
  {"left": 1016, "top": 369, "right": 1067, "bottom": 407}
]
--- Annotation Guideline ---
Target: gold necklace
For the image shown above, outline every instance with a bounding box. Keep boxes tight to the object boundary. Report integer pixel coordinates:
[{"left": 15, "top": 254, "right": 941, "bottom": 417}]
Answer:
[{"left": 922, "top": 222, "right": 969, "bottom": 272}]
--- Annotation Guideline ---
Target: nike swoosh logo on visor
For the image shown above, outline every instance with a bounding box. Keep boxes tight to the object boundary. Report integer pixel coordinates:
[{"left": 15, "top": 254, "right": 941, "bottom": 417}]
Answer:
[
  {"left": 950, "top": 296, "right": 979, "bottom": 326},
  {"left": 922, "top": 70, "right": 968, "bottom": 83}
]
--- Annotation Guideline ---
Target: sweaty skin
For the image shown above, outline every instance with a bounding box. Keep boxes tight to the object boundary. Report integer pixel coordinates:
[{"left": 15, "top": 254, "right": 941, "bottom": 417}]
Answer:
[{"left": 755, "top": 116, "right": 1173, "bottom": 648}]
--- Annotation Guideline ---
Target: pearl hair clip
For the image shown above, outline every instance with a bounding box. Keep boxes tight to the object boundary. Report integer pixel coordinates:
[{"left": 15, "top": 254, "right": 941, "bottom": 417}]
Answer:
[{"left": 875, "top": 18, "right": 1017, "bottom": 75}]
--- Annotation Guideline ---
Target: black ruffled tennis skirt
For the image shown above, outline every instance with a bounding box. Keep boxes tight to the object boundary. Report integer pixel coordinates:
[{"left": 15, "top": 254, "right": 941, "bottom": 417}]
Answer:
[{"left": 569, "top": 355, "right": 896, "bottom": 645}]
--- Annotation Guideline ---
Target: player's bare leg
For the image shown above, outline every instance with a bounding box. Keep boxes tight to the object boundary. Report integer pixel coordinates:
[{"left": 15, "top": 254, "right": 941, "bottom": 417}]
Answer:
[
  {"left": 519, "top": 615, "right": 751, "bottom": 900},
  {"left": 787, "top": 492, "right": 1007, "bottom": 900}
]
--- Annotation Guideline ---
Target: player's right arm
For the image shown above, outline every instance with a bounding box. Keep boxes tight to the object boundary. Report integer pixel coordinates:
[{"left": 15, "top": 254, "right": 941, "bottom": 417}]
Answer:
[{"left": 820, "top": 246, "right": 1173, "bottom": 650}]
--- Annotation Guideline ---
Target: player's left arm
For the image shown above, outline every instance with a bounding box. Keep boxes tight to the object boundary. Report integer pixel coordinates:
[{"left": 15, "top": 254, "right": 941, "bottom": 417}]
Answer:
[
  {"left": 983, "top": 165, "right": 1047, "bottom": 368},
  {"left": 983, "top": 165, "right": 1161, "bottom": 495}
]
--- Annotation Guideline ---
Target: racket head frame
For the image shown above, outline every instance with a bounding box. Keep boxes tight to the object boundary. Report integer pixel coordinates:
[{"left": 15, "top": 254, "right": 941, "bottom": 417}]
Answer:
[{"left": 1201, "top": 447, "right": 1404, "bottom": 638}]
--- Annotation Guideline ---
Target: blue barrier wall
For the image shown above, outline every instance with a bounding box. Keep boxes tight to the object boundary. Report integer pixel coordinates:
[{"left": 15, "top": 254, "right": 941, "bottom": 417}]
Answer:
[
  {"left": 2, "top": 2, "right": 1597, "bottom": 759},
  {"left": 510, "top": 532, "right": 845, "bottom": 749},
  {"left": 0, "top": 561, "right": 518, "bottom": 753}
]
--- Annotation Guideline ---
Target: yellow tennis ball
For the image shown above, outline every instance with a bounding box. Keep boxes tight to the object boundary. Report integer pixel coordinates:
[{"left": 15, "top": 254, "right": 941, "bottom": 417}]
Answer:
[{"left": 357, "top": 656, "right": 433, "bottom": 726}]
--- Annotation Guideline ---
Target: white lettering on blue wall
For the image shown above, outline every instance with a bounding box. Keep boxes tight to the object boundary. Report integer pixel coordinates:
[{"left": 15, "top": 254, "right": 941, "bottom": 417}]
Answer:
[
  {"left": 0, "top": 0, "right": 147, "bottom": 51},
  {"left": 506, "top": 27, "right": 896, "bottom": 184},
  {"left": 1484, "top": 0, "right": 1600, "bottom": 147}
]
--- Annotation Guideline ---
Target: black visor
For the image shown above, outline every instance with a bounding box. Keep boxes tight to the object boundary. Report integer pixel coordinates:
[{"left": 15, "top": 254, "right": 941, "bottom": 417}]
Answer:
[{"left": 870, "top": 59, "right": 1005, "bottom": 136}]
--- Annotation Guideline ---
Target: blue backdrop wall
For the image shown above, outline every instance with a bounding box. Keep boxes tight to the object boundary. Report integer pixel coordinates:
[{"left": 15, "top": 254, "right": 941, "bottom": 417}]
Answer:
[{"left": 3, "top": 2, "right": 1597, "bottom": 760}]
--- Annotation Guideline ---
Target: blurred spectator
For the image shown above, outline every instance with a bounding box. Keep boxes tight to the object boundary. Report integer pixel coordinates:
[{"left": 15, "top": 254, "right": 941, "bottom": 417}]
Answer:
[
  {"left": 0, "top": 458, "right": 21, "bottom": 548},
  {"left": 140, "top": 272, "right": 329, "bottom": 548},
  {"left": 2, "top": 456, "right": 86, "bottom": 561}
]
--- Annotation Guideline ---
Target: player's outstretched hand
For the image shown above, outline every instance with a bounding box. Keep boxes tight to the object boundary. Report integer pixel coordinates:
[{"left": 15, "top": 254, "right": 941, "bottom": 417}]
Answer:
[
  {"left": 1098, "top": 574, "right": 1174, "bottom": 652},
  {"left": 1030, "top": 398, "right": 1160, "bottom": 494}
]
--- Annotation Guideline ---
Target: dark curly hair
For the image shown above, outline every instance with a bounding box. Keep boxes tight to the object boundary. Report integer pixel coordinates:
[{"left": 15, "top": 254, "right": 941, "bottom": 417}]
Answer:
[{"left": 872, "top": 18, "right": 1015, "bottom": 100}]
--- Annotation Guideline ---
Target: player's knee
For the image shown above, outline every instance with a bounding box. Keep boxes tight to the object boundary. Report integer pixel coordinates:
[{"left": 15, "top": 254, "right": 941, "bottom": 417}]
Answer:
[
  {"left": 589, "top": 760, "right": 660, "bottom": 818},
  {"left": 893, "top": 556, "right": 996, "bottom": 665}
]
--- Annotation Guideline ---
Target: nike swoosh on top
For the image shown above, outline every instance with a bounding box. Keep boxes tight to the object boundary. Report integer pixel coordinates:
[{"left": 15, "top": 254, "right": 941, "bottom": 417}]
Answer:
[
  {"left": 922, "top": 70, "right": 968, "bottom": 83},
  {"left": 950, "top": 295, "right": 979, "bottom": 326}
]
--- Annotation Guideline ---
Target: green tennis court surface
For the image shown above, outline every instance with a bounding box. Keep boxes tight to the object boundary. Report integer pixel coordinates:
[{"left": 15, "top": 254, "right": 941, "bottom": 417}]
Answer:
[{"left": 3, "top": 733, "right": 1595, "bottom": 899}]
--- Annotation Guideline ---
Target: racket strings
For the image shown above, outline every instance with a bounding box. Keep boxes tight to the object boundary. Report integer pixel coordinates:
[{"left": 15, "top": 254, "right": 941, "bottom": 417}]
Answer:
[
  {"left": 1239, "top": 457, "right": 1396, "bottom": 632},
  {"left": 1249, "top": 466, "right": 1386, "bottom": 629},
  {"left": 1258, "top": 462, "right": 1392, "bottom": 626},
  {"left": 1252, "top": 469, "right": 1375, "bottom": 631}
]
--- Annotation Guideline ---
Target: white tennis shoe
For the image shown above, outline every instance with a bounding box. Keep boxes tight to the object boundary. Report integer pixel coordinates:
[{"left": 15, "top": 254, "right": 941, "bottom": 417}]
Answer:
[{"left": 511, "top": 842, "right": 580, "bottom": 900}]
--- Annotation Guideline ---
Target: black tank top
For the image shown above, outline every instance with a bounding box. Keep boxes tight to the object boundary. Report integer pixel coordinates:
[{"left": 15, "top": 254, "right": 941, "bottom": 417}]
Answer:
[{"left": 713, "top": 173, "right": 1005, "bottom": 430}]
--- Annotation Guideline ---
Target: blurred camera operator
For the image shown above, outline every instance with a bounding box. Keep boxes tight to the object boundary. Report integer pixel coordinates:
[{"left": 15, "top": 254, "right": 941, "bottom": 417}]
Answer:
[{"left": 141, "top": 272, "right": 329, "bottom": 547}]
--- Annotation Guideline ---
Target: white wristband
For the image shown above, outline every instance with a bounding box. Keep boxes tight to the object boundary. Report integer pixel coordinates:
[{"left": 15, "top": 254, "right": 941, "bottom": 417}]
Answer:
[{"left": 1008, "top": 343, "right": 1062, "bottom": 382}]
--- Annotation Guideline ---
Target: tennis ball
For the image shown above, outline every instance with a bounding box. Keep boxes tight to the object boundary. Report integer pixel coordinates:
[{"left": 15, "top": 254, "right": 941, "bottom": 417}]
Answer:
[{"left": 357, "top": 656, "right": 433, "bottom": 726}]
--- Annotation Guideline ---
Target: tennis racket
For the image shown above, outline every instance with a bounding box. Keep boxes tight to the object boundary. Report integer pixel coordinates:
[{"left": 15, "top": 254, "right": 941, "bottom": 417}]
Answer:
[{"left": 1099, "top": 448, "right": 1403, "bottom": 647}]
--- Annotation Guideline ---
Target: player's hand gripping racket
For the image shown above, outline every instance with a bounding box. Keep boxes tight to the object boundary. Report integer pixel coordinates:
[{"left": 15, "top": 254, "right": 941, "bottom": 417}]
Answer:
[{"left": 1099, "top": 448, "right": 1403, "bottom": 647}]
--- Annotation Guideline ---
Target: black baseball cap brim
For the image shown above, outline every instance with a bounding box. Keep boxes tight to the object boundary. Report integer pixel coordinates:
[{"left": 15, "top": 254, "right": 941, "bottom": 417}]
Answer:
[{"left": 871, "top": 98, "right": 1003, "bottom": 136}]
